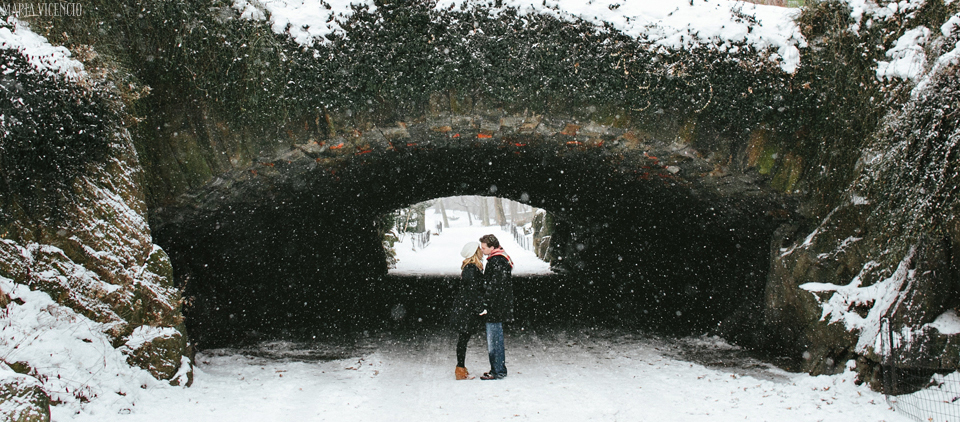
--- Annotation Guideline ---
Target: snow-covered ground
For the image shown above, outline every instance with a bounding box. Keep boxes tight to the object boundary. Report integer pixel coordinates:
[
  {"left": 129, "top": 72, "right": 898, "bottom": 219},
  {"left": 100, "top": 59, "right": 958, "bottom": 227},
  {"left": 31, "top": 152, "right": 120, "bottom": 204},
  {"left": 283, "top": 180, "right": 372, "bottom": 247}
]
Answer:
[
  {"left": 43, "top": 203, "right": 914, "bottom": 422},
  {"left": 53, "top": 327, "right": 910, "bottom": 422}
]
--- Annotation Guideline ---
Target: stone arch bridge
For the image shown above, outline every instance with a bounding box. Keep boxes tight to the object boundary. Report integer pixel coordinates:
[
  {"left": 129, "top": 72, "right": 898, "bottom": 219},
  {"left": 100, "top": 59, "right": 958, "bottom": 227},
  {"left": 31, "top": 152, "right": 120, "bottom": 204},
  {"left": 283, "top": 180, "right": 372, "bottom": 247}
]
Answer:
[{"left": 150, "top": 110, "right": 796, "bottom": 347}]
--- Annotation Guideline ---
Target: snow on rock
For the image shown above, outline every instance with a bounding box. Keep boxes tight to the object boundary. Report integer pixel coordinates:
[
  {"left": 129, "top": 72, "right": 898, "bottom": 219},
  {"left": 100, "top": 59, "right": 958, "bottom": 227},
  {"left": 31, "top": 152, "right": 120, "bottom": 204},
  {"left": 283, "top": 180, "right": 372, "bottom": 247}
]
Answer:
[
  {"left": 0, "top": 141, "right": 182, "bottom": 340},
  {"left": 0, "top": 15, "right": 190, "bottom": 414},
  {"left": 911, "top": 12, "right": 960, "bottom": 95},
  {"left": 0, "top": 276, "right": 163, "bottom": 416},
  {"left": 0, "top": 12, "right": 83, "bottom": 78},
  {"left": 846, "top": 0, "right": 960, "bottom": 87},
  {"left": 800, "top": 247, "right": 916, "bottom": 353},
  {"left": 124, "top": 326, "right": 182, "bottom": 352},
  {"left": 779, "top": 207, "right": 837, "bottom": 257},
  {"left": 0, "top": 364, "right": 50, "bottom": 422},
  {"left": 926, "top": 309, "right": 960, "bottom": 335},
  {"left": 233, "top": 0, "right": 805, "bottom": 73},
  {"left": 944, "top": 12, "right": 960, "bottom": 37},
  {"left": 876, "top": 26, "right": 931, "bottom": 81},
  {"left": 120, "top": 326, "right": 192, "bottom": 385}
]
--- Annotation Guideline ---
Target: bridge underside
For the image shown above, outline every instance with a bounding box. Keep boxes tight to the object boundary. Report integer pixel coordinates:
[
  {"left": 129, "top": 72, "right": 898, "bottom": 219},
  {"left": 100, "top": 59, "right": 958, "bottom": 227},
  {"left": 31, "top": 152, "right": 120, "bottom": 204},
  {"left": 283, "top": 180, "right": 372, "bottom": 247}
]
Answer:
[{"left": 151, "top": 124, "right": 793, "bottom": 348}]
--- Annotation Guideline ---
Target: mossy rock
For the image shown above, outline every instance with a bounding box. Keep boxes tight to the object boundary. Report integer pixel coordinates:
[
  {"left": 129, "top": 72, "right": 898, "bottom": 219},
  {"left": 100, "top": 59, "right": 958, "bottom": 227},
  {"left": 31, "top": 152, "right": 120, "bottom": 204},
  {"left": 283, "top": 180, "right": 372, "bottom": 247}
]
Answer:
[
  {"left": 796, "top": 322, "right": 859, "bottom": 375},
  {"left": 6, "top": 362, "right": 31, "bottom": 375},
  {"left": 122, "top": 326, "right": 191, "bottom": 384},
  {"left": 0, "top": 373, "right": 50, "bottom": 422},
  {"left": 770, "top": 153, "right": 802, "bottom": 192},
  {"left": 0, "top": 240, "right": 29, "bottom": 283},
  {"left": 143, "top": 247, "right": 175, "bottom": 289},
  {"left": 897, "top": 327, "right": 960, "bottom": 369}
]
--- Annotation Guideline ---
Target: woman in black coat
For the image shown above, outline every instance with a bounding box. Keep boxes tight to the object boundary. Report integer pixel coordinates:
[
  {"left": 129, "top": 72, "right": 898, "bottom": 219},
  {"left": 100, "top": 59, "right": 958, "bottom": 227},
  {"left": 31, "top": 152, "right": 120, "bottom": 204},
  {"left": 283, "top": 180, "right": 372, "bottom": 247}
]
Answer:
[{"left": 451, "top": 241, "right": 484, "bottom": 380}]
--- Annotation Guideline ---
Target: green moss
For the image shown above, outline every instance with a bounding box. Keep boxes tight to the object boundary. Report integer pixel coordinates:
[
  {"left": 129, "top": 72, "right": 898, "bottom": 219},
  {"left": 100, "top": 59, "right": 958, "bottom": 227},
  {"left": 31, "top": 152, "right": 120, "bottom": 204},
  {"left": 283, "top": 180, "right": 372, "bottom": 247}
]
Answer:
[
  {"left": 174, "top": 136, "right": 216, "bottom": 186},
  {"left": 756, "top": 146, "right": 779, "bottom": 176},
  {"left": 0, "top": 377, "right": 49, "bottom": 422},
  {"left": 7, "top": 361, "right": 31, "bottom": 375},
  {"left": 123, "top": 329, "right": 188, "bottom": 381},
  {"left": 145, "top": 247, "right": 175, "bottom": 289},
  {"left": 774, "top": 0, "right": 952, "bottom": 214},
  {"left": 771, "top": 153, "right": 804, "bottom": 192}
]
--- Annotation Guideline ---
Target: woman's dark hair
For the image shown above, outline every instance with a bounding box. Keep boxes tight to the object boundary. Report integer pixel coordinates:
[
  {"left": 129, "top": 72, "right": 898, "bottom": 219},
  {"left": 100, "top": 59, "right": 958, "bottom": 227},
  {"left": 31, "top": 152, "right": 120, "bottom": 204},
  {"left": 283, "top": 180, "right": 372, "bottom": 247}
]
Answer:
[{"left": 479, "top": 234, "right": 500, "bottom": 249}]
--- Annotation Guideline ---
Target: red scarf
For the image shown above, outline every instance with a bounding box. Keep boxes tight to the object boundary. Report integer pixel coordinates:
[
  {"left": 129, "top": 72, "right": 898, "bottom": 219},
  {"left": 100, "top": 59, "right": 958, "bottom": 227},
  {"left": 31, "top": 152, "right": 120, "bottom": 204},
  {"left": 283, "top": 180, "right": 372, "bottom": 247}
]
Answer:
[{"left": 488, "top": 248, "right": 514, "bottom": 268}]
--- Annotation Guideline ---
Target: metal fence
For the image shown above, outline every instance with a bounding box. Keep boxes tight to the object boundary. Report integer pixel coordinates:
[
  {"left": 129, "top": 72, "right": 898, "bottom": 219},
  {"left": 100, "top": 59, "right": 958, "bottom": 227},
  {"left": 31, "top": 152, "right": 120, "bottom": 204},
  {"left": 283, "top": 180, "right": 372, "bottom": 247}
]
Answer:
[
  {"left": 882, "top": 319, "right": 960, "bottom": 422},
  {"left": 504, "top": 223, "right": 534, "bottom": 252}
]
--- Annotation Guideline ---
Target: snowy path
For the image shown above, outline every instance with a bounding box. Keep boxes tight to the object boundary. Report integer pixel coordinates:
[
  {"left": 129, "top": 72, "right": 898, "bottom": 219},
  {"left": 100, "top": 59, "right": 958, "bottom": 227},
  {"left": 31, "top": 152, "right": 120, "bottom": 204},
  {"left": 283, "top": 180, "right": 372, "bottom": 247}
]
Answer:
[
  {"left": 52, "top": 208, "right": 912, "bottom": 421},
  {"left": 56, "top": 327, "right": 910, "bottom": 422}
]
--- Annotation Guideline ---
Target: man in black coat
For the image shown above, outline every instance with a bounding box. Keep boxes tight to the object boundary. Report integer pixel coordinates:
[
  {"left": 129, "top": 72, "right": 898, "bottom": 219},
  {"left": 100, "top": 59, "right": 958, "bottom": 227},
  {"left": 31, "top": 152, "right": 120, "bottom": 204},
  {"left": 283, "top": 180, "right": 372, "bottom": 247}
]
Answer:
[{"left": 478, "top": 234, "right": 514, "bottom": 380}]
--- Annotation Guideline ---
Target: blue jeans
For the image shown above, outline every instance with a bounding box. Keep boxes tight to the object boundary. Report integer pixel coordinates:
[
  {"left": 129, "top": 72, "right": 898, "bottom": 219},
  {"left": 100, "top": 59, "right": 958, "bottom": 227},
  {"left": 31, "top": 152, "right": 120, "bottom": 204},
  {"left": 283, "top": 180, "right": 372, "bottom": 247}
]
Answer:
[{"left": 485, "top": 322, "right": 507, "bottom": 377}]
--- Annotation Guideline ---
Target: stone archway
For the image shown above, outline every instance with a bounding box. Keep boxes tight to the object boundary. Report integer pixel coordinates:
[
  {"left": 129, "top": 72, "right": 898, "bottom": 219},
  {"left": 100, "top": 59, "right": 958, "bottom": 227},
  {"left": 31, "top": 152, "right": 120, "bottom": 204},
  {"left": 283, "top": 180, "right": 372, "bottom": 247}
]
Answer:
[{"left": 150, "top": 113, "right": 794, "bottom": 347}]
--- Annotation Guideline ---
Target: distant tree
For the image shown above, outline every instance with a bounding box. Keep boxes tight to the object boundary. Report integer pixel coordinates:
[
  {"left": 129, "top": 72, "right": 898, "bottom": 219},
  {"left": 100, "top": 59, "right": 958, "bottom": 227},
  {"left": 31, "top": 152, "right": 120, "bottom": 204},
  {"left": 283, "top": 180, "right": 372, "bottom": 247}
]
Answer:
[
  {"left": 438, "top": 198, "right": 450, "bottom": 228},
  {"left": 494, "top": 197, "right": 507, "bottom": 226},
  {"left": 454, "top": 196, "right": 474, "bottom": 225},
  {"left": 480, "top": 197, "right": 490, "bottom": 226}
]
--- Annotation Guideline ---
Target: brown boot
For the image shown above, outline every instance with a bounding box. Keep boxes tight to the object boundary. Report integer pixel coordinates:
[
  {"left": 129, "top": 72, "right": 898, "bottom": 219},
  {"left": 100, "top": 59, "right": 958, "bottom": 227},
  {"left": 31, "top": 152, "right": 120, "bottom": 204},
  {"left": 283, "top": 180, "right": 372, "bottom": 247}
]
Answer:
[{"left": 455, "top": 366, "right": 474, "bottom": 380}]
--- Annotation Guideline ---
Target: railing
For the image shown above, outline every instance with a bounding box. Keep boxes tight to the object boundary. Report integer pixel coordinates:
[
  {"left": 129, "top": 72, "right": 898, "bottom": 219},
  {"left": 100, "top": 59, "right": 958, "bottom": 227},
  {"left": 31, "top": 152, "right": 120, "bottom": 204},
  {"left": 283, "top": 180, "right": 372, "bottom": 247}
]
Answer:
[
  {"left": 882, "top": 318, "right": 960, "bottom": 422},
  {"left": 504, "top": 223, "right": 534, "bottom": 252},
  {"left": 411, "top": 230, "right": 432, "bottom": 251}
]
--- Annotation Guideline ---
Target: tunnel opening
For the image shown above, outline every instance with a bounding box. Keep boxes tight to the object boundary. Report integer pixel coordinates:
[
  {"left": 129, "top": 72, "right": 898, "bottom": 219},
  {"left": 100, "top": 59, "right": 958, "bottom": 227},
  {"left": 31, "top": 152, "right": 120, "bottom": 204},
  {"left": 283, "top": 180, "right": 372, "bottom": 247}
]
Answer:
[
  {"left": 387, "top": 196, "right": 553, "bottom": 276},
  {"left": 152, "top": 140, "right": 785, "bottom": 350}
]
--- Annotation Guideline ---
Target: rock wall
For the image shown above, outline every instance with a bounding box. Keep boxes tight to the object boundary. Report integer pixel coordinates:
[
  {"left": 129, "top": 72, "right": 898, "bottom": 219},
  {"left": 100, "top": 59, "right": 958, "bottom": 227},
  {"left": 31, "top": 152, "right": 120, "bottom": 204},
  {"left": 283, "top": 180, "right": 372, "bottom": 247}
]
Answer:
[
  {"left": 0, "top": 134, "right": 195, "bottom": 408},
  {"left": 0, "top": 15, "right": 192, "bottom": 417},
  {"left": 761, "top": 4, "right": 960, "bottom": 385}
]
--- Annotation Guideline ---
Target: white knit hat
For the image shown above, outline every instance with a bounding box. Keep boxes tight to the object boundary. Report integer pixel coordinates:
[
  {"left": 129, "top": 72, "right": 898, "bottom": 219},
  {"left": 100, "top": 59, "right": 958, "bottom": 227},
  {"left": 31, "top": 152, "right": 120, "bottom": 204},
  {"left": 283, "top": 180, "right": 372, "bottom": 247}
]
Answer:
[{"left": 460, "top": 241, "right": 480, "bottom": 258}]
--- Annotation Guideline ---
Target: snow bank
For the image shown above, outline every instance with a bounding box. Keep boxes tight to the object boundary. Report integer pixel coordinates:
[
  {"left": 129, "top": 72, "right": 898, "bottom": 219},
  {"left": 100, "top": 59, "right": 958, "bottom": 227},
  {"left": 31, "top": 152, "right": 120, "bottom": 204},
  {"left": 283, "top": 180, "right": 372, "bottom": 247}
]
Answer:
[
  {"left": 51, "top": 328, "right": 910, "bottom": 422},
  {"left": 0, "top": 276, "right": 163, "bottom": 416},
  {"left": 233, "top": 0, "right": 805, "bottom": 73}
]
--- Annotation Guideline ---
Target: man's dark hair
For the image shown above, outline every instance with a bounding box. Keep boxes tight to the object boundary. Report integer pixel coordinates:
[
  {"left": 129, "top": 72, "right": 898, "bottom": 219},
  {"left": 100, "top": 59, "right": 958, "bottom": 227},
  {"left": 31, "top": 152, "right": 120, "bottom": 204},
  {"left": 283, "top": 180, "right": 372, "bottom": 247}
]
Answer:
[{"left": 479, "top": 234, "right": 500, "bottom": 249}]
